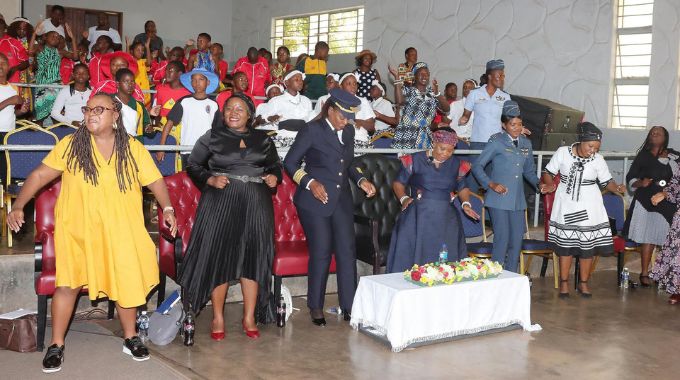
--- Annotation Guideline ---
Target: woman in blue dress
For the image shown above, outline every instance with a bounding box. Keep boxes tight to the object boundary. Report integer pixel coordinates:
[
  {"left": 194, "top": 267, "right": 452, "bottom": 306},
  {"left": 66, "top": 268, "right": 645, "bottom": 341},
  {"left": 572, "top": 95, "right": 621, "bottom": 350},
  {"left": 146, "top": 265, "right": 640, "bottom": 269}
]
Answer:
[{"left": 387, "top": 128, "right": 480, "bottom": 273}]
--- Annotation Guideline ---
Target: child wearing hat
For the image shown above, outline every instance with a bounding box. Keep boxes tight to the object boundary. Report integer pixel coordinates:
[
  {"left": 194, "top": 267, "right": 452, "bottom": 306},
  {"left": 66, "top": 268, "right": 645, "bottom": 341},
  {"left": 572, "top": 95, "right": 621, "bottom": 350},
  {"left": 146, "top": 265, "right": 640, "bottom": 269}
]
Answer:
[
  {"left": 472, "top": 100, "right": 550, "bottom": 273},
  {"left": 157, "top": 68, "right": 219, "bottom": 166},
  {"left": 254, "top": 83, "right": 283, "bottom": 130},
  {"left": 541, "top": 122, "right": 627, "bottom": 297}
]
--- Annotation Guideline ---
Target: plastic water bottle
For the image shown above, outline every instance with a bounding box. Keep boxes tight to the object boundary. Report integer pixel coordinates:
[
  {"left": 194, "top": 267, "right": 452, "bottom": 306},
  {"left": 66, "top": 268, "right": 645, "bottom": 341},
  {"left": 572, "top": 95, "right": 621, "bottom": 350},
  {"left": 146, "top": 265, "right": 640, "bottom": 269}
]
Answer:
[
  {"left": 183, "top": 312, "right": 195, "bottom": 346},
  {"left": 276, "top": 296, "right": 286, "bottom": 328},
  {"left": 137, "top": 311, "right": 149, "bottom": 343},
  {"left": 621, "top": 267, "right": 630, "bottom": 289},
  {"left": 439, "top": 244, "right": 449, "bottom": 264}
]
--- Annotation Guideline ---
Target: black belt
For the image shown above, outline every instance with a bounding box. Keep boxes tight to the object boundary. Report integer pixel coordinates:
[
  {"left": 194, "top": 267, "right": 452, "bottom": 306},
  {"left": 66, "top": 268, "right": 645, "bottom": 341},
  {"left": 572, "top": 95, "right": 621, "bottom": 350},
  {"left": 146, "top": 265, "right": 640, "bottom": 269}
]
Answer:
[{"left": 212, "top": 172, "right": 263, "bottom": 183}]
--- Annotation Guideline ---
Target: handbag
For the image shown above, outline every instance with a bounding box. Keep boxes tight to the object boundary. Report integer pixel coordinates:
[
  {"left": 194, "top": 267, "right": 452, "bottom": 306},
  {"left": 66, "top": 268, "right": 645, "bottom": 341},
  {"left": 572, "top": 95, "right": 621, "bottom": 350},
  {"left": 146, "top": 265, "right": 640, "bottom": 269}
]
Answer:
[
  {"left": 149, "top": 290, "right": 184, "bottom": 346},
  {"left": 0, "top": 314, "right": 38, "bottom": 353}
]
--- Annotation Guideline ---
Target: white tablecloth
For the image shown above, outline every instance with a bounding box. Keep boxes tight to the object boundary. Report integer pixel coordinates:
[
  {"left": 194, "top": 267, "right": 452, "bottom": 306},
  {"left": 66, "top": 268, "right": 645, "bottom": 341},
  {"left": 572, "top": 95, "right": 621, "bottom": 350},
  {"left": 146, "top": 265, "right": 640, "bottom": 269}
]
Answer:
[{"left": 350, "top": 271, "right": 541, "bottom": 352}]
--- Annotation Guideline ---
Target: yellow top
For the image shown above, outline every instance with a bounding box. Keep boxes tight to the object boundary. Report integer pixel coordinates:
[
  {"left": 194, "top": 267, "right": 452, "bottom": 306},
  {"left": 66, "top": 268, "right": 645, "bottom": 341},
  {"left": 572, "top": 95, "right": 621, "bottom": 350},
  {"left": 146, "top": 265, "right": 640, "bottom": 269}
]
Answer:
[
  {"left": 42, "top": 135, "right": 162, "bottom": 307},
  {"left": 135, "top": 59, "right": 151, "bottom": 106}
]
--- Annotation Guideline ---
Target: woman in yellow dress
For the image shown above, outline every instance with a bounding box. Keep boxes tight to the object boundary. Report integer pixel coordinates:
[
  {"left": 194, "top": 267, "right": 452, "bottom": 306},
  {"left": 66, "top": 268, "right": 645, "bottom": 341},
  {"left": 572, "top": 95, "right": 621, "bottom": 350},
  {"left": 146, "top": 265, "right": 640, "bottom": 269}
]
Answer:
[{"left": 7, "top": 93, "right": 177, "bottom": 373}]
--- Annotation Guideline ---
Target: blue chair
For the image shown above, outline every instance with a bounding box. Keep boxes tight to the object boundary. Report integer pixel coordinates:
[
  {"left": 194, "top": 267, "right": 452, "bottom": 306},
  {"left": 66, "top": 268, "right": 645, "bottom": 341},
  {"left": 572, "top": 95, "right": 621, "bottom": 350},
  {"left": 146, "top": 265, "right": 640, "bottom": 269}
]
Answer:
[
  {"left": 519, "top": 210, "right": 559, "bottom": 288},
  {"left": 142, "top": 129, "right": 177, "bottom": 177},
  {"left": 602, "top": 191, "right": 641, "bottom": 285},
  {"left": 46, "top": 123, "right": 78, "bottom": 140},
  {"left": 453, "top": 193, "right": 494, "bottom": 258},
  {"left": 4, "top": 124, "right": 58, "bottom": 247}
]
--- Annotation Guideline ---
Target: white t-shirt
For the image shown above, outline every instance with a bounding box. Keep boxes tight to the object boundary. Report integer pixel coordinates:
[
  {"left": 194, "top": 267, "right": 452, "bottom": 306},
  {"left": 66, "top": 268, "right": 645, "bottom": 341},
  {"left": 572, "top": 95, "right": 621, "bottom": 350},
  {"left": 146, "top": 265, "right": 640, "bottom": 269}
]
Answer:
[
  {"left": 309, "top": 94, "right": 330, "bottom": 120},
  {"left": 87, "top": 27, "right": 122, "bottom": 58},
  {"left": 0, "top": 84, "right": 18, "bottom": 133},
  {"left": 371, "top": 97, "right": 395, "bottom": 133},
  {"left": 50, "top": 86, "right": 92, "bottom": 125},
  {"left": 167, "top": 96, "right": 218, "bottom": 146},
  {"left": 449, "top": 97, "right": 473, "bottom": 139},
  {"left": 40, "top": 19, "right": 65, "bottom": 37},
  {"left": 260, "top": 91, "right": 313, "bottom": 122}
]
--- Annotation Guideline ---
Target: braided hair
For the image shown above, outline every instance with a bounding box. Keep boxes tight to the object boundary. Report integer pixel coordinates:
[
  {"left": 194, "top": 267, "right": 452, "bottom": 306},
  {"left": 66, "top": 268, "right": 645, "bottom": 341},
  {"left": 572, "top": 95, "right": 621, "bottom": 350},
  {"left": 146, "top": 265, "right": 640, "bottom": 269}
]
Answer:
[{"left": 63, "top": 93, "right": 140, "bottom": 192}]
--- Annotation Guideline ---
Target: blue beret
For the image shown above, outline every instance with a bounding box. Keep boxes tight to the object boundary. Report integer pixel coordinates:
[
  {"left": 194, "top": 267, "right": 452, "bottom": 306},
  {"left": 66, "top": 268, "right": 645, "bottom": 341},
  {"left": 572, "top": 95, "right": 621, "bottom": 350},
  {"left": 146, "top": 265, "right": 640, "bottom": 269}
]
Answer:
[
  {"left": 502, "top": 100, "right": 521, "bottom": 117},
  {"left": 486, "top": 59, "right": 505, "bottom": 71},
  {"left": 328, "top": 88, "right": 361, "bottom": 120}
]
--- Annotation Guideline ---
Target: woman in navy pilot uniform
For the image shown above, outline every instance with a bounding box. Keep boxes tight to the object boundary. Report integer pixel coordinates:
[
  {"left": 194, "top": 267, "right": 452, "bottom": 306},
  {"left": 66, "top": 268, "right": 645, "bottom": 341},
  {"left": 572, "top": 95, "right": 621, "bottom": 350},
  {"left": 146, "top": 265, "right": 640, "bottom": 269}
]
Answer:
[
  {"left": 283, "top": 88, "right": 376, "bottom": 326},
  {"left": 472, "top": 100, "right": 550, "bottom": 272}
]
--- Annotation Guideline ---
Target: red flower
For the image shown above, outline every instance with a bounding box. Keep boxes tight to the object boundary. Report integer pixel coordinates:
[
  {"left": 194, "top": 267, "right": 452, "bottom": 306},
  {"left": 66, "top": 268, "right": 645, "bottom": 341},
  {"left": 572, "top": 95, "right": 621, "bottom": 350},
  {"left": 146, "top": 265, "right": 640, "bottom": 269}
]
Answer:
[{"left": 411, "top": 271, "right": 422, "bottom": 281}]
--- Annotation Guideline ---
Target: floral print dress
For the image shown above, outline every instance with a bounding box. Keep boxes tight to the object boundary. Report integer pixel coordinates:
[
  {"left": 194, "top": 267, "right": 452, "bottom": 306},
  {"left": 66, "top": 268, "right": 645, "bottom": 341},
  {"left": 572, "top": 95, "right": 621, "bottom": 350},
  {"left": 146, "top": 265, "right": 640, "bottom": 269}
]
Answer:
[{"left": 650, "top": 172, "right": 680, "bottom": 294}]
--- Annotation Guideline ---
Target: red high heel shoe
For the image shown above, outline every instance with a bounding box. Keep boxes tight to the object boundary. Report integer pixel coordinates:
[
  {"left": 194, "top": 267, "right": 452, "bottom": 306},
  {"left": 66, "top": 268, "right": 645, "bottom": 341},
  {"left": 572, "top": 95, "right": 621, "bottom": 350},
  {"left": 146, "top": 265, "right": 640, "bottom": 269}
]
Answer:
[
  {"left": 242, "top": 321, "right": 260, "bottom": 339},
  {"left": 210, "top": 331, "right": 225, "bottom": 341}
]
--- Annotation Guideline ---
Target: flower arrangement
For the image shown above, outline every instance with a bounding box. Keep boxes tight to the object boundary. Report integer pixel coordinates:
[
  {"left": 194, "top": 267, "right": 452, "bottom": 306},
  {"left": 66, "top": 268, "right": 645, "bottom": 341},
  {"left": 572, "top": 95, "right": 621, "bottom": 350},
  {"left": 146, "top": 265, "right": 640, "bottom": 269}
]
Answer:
[{"left": 404, "top": 258, "right": 503, "bottom": 287}]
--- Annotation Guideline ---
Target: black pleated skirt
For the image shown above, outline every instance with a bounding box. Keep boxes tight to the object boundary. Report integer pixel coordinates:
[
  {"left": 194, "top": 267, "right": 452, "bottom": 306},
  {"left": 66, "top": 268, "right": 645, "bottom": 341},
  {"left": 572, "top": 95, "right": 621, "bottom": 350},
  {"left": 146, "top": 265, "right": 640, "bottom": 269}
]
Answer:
[{"left": 179, "top": 180, "right": 274, "bottom": 313}]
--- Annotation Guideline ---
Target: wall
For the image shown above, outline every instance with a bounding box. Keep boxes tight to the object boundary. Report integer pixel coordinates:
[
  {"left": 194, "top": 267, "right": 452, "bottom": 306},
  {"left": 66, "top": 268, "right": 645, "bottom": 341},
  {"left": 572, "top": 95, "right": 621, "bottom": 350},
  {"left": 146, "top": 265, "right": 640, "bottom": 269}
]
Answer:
[
  {"left": 0, "top": 0, "right": 21, "bottom": 22},
  {"left": 232, "top": 0, "right": 680, "bottom": 151},
  {"left": 23, "top": 0, "right": 233, "bottom": 53}
]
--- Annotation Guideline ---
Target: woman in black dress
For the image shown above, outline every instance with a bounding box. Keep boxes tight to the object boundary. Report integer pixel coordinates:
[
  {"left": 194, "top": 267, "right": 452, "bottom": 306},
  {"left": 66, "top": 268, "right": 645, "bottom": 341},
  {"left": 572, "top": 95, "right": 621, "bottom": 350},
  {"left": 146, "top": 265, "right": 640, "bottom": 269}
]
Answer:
[
  {"left": 180, "top": 93, "right": 281, "bottom": 340},
  {"left": 623, "top": 126, "right": 678, "bottom": 286}
]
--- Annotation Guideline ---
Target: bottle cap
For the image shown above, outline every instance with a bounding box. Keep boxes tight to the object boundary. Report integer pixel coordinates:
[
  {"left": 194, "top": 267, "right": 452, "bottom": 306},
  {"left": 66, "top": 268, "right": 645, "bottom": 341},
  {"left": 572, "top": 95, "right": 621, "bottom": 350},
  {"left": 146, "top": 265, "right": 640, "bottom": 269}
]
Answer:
[{"left": 141, "top": 311, "right": 147, "bottom": 315}]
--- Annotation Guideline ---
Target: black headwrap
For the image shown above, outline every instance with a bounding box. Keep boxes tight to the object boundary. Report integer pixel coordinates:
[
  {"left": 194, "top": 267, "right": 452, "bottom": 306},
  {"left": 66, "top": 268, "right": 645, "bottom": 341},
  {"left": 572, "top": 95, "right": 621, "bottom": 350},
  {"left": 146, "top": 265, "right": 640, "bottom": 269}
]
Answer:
[
  {"left": 578, "top": 122, "right": 602, "bottom": 142},
  {"left": 210, "top": 92, "right": 256, "bottom": 152}
]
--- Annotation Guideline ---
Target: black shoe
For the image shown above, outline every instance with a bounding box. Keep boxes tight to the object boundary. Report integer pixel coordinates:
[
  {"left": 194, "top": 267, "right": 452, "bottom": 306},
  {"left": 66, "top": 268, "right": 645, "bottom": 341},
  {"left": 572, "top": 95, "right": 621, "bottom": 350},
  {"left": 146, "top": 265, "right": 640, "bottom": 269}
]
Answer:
[
  {"left": 343, "top": 311, "right": 351, "bottom": 322},
  {"left": 558, "top": 279, "right": 570, "bottom": 299},
  {"left": 310, "top": 309, "right": 326, "bottom": 327},
  {"left": 123, "top": 336, "right": 150, "bottom": 361},
  {"left": 577, "top": 280, "right": 593, "bottom": 298},
  {"left": 42, "top": 344, "right": 64, "bottom": 373}
]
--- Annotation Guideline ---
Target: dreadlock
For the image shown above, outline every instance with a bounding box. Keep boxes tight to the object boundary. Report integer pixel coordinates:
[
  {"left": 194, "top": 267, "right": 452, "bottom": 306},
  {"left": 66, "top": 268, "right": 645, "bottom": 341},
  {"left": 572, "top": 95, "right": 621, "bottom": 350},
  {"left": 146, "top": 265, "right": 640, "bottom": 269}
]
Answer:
[{"left": 63, "top": 93, "right": 140, "bottom": 192}]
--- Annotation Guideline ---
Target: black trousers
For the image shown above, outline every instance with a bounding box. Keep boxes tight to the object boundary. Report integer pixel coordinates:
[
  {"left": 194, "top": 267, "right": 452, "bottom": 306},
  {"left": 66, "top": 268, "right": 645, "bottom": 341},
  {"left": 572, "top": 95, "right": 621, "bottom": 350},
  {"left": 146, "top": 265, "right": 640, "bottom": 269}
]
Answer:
[{"left": 298, "top": 204, "right": 358, "bottom": 312}]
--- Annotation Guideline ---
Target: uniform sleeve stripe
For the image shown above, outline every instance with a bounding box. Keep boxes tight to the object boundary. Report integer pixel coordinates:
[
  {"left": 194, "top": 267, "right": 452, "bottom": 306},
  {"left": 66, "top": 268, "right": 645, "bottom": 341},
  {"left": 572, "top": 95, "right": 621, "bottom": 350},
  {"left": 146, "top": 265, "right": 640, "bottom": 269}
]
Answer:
[{"left": 293, "top": 169, "right": 307, "bottom": 184}]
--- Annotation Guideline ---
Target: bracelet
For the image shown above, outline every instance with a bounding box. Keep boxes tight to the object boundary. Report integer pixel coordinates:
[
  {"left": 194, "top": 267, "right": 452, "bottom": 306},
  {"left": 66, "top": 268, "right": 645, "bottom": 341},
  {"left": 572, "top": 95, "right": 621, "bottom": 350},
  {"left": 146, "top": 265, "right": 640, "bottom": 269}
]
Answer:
[
  {"left": 393, "top": 80, "right": 404, "bottom": 86},
  {"left": 399, "top": 195, "right": 411, "bottom": 205},
  {"left": 433, "top": 92, "right": 441, "bottom": 97},
  {"left": 461, "top": 201, "right": 472, "bottom": 209},
  {"left": 163, "top": 206, "right": 175, "bottom": 213}
]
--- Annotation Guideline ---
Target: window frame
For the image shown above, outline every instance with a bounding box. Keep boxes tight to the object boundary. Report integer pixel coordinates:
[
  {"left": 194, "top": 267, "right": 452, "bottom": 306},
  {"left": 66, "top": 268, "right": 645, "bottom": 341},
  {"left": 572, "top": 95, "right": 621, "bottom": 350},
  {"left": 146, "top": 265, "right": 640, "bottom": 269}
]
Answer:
[{"left": 271, "top": 6, "right": 364, "bottom": 57}]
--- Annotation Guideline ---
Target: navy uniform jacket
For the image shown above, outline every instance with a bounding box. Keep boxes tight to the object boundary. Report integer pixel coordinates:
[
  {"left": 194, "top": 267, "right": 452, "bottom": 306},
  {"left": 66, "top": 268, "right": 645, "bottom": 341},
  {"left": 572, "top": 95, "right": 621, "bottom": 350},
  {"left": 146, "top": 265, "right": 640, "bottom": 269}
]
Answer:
[
  {"left": 283, "top": 119, "right": 365, "bottom": 217},
  {"left": 472, "top": 132, "right": 539, "bottom": 211}
]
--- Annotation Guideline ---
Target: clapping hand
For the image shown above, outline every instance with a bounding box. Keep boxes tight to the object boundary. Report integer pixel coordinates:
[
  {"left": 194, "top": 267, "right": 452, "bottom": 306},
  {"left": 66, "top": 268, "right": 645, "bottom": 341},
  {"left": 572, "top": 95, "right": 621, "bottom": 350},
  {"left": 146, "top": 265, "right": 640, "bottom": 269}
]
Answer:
[{"left": 432, "top": 79, "right": 439, "bottom": 95}]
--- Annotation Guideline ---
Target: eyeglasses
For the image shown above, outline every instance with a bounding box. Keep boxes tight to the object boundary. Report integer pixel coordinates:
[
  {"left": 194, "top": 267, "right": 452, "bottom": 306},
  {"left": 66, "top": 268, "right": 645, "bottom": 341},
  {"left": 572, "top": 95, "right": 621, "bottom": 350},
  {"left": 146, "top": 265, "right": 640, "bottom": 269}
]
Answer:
[{"left": 81, "top": 106, "right": 115, "bottom": 115}]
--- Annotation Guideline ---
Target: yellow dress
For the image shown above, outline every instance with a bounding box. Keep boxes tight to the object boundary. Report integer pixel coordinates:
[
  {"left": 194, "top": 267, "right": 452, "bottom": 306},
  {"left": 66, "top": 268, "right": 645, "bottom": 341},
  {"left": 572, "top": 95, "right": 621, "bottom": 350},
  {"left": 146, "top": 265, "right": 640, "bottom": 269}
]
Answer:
[
  {"left": 42, "top": 135, "right": 162, "bottom": 307},
  {"left": 135, "top": 59, "right": 151, "bottom": 107}
]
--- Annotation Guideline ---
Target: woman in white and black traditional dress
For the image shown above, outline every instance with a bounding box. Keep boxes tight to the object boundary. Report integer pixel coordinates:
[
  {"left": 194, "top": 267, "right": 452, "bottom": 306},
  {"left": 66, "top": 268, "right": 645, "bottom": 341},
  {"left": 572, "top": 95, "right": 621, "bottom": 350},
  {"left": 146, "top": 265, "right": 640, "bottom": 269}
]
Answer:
[
  {"left": 623, "top": 126, "right": 679, "bottom": 287},
  {"left": 541, "top": 122, "right": 626, "bottom": 298},
  {"left": 180, "top": 93, "right": 281, "bottom": 340}
]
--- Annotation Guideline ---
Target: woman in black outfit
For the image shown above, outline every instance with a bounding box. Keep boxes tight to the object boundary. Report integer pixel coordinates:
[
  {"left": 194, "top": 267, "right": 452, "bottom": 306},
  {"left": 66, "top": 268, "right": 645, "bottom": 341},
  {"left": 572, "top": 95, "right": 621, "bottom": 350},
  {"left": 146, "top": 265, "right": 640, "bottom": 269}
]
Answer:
[
  {"left": 623, "top": 126, "right": 679, "bottom": 287},
  {"left": 180, "top": 93, "right": 281, "bottom": 340}
]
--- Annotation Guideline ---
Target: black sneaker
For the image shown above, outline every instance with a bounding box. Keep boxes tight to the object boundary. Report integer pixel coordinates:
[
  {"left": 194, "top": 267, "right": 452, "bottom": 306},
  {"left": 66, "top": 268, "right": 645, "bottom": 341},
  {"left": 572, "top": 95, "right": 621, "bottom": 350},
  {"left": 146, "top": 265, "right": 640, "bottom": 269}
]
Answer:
[
  {"left": 42, "top": 344, "right": 64, "bottom": 373},
  {"left": 123, "top": 336, "right": 150, "bottom": 361}
]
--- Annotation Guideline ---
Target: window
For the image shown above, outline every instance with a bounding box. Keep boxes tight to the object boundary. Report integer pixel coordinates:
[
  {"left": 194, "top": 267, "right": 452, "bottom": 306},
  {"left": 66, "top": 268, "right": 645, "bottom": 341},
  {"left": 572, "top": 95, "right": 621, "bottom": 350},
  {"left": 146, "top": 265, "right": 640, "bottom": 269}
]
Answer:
[
  {"left": 271, "top": 7, "right": 364, "bottom": 57},
  {"left": 611, "top": 0, "right": 654, "bottom": 129}
]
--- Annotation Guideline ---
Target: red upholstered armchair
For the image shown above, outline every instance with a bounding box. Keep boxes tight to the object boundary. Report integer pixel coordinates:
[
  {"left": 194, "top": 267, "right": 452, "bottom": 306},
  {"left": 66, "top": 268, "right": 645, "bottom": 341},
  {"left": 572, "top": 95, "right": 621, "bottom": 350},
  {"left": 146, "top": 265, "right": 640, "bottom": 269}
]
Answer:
[
  {"left": 34, "top": 180, "right": 114, "bottom": 352},
  {"left": 156, "top": 172, "right": 201, "bottom": 306},
  {"left": 271, "top": 172, "right": 336, "bottom": 306},
  {"left": 156, "top": 171, "right": 335, "bottom": 310}
]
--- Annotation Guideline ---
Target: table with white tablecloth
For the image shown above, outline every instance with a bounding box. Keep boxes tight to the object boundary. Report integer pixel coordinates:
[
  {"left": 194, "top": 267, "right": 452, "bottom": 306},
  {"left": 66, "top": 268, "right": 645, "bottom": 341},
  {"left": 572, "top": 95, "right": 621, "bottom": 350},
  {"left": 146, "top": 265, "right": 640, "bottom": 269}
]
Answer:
[{"left": 350, "top": 270, "right": 542, "bottom": 352}]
